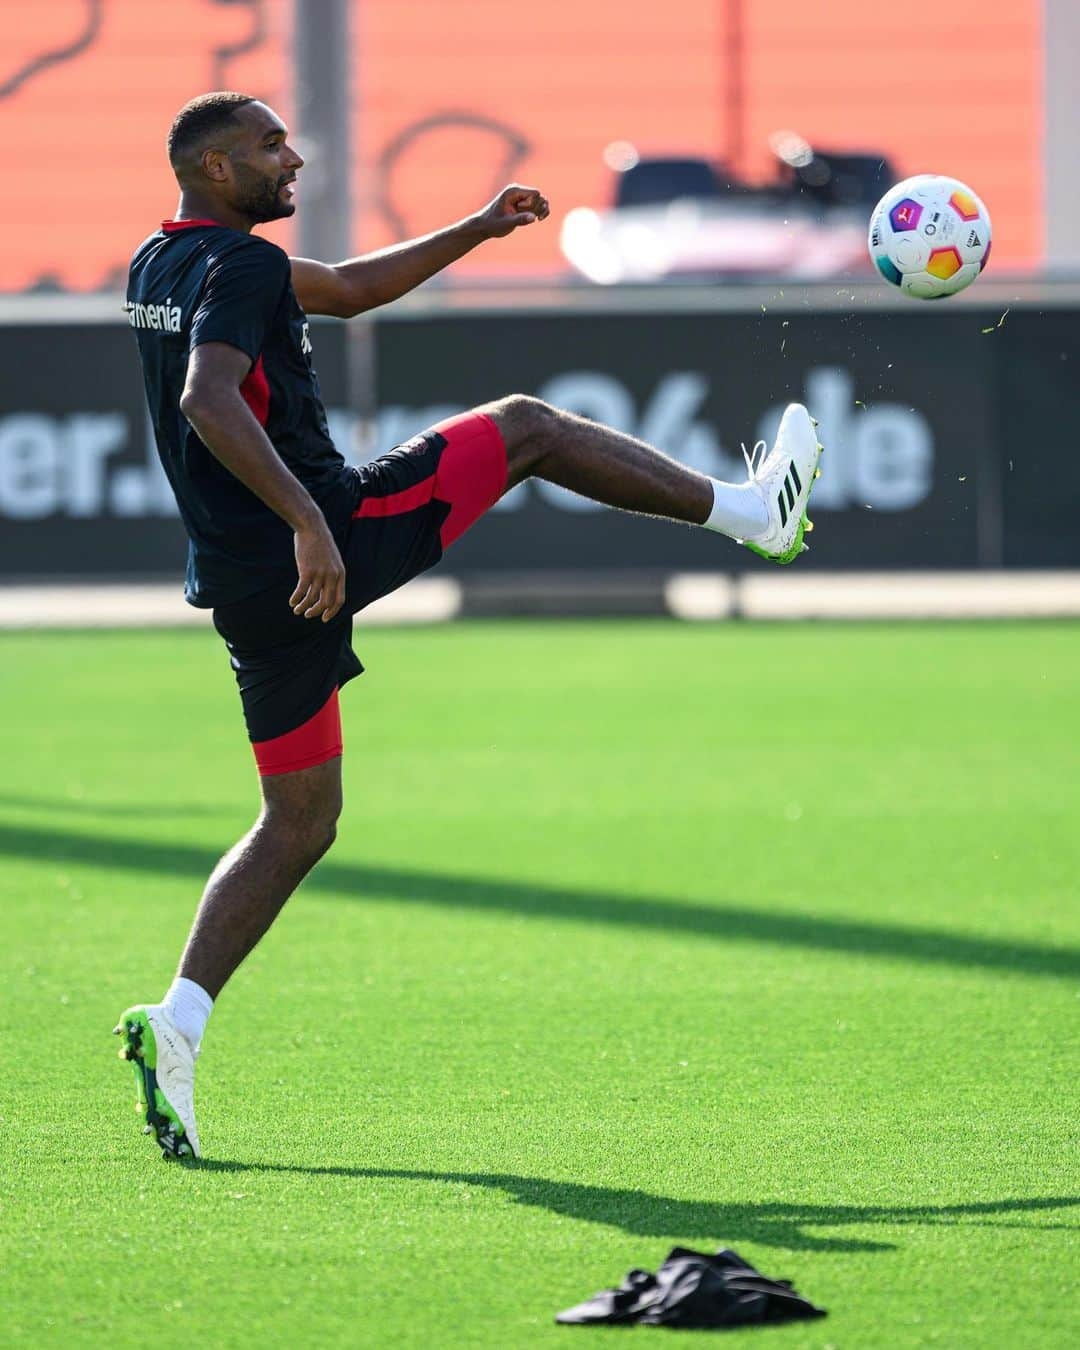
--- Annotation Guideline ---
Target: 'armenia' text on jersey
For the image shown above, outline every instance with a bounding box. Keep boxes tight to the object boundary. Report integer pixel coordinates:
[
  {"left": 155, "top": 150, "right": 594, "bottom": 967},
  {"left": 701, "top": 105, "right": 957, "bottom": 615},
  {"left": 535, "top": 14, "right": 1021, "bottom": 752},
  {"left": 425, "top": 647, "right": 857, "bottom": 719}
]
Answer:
[{"left": 127, "top": 220, "right": 358, "bottom": 607}]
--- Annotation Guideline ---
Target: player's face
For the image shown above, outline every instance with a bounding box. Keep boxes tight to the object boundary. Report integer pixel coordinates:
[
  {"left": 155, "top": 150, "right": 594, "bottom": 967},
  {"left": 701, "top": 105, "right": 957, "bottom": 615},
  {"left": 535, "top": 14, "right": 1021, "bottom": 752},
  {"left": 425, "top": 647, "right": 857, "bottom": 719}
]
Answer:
[{"left": 228, "top": 104, "right": 304, "bottom": 224}]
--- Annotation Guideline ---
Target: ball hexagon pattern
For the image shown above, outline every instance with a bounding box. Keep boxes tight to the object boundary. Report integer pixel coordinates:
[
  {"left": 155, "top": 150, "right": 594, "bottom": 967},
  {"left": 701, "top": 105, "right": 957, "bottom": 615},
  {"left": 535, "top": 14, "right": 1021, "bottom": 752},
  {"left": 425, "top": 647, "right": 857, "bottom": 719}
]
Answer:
[
  {"left": 927, "top": 246, "right": 962, "bottom": 280},
  {"left": 949, "top": 189, "right": 980, "bottom": 221},
  {"left": 873, "top": 255, "right": 902, "bottom": 286},
  {"left": 889, "top": 199, "right": 923, "bottom": 232}
]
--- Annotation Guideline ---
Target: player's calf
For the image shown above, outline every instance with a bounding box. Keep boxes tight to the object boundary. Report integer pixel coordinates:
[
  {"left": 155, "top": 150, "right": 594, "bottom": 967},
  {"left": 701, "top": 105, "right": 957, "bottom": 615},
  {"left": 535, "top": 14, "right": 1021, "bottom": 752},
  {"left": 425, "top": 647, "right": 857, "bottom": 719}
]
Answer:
[
  {"left": 176, "top": 769, "right": 342, "bottom": 999},
  {"left": 261, "top": 792, "right": 340, "bottom": 866},
  {"left": 484, "top": 393, "right": 715, "bottom": 522},
  {"left": 479, "top": 393, "right": 823, "bottom": 561}
]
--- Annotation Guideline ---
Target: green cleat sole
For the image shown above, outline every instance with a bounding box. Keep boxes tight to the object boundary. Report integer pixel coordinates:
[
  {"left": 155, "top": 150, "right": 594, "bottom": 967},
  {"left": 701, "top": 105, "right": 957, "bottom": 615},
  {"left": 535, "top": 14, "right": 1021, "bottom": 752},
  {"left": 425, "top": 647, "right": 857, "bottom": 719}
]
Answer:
[{"left": 113, "top": 1008, "right": 195, "bottom": 1161}]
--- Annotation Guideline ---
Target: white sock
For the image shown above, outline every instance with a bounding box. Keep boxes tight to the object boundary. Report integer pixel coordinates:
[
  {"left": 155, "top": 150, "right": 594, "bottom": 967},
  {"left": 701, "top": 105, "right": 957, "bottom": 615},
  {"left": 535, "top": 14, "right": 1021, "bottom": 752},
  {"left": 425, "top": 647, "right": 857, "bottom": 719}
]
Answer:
[
  {"left": 702, "top": 478, "right": 768, "bottom": 542},
  {"left": 161, "top": 977, "right": 213, "bottom": 1052}
]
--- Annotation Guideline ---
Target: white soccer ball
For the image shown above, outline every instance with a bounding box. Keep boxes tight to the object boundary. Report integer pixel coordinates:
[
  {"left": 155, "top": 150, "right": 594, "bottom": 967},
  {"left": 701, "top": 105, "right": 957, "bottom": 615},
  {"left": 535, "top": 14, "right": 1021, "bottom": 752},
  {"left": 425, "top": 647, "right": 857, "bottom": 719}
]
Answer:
[{"left": 868, "top": 175, "right": 992, "bottom": 299}]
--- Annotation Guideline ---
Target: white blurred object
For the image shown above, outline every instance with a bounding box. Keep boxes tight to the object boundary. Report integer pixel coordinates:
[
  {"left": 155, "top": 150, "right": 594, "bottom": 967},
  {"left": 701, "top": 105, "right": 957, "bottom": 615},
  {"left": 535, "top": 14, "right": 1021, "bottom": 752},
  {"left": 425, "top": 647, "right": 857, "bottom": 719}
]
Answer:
[
  {"left": 0, "top": 578, "right": 462, "bottom": 628},
  {"left": 735, "top": 571, "right": 1080, "bottom": 620},
  {"left": 562, "top": 143, "right": 894, "bottom": 284}
]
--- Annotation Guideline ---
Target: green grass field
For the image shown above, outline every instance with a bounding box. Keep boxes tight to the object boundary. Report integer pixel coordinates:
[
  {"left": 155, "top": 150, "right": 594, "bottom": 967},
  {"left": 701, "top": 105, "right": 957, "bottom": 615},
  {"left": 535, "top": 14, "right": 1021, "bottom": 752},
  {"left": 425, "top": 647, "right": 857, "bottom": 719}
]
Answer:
[{"left": 2, "top": 621, "right": 1078, "bottom": 1348}]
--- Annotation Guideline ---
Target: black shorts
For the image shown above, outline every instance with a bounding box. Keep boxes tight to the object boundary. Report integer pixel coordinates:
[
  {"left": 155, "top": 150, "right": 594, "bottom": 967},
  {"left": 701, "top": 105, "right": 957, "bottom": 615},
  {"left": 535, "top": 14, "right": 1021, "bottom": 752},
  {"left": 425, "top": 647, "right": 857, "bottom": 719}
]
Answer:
[{"left": 212, "top": 411, "right": 506, "bottom": 775}]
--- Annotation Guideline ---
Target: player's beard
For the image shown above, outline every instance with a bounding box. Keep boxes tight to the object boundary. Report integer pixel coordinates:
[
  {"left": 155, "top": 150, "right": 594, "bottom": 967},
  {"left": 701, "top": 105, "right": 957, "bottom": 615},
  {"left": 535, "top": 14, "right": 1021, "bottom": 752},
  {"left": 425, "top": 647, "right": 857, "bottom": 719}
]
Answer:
[{"left": 233, "top": 160, "right": 295, "bottom": 223}]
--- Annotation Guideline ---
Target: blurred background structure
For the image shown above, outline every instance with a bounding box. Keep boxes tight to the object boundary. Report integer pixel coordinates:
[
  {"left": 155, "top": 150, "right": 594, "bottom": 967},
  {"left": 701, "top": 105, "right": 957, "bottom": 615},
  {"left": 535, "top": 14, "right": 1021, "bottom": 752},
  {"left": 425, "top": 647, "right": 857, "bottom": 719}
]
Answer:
[
  {"left": 2, "top": 0, "right": 1079, "bottom": 617},
  {"left": 0, "top": 0, "right": 1058, "bottom": 289}
]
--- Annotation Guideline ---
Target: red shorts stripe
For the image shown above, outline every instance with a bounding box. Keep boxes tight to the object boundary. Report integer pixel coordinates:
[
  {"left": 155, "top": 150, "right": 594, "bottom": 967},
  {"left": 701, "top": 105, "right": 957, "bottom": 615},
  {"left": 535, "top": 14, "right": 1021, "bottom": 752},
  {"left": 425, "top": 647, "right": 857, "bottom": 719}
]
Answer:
[
  {"left": 351, "top": 410, "right": 506, "bottom": 549},
  {"left": 252, "top": 688, "right": 343, "bottom": 776},
  {"left": 354, "top": 474, "right": 437, "bottom": 521}
]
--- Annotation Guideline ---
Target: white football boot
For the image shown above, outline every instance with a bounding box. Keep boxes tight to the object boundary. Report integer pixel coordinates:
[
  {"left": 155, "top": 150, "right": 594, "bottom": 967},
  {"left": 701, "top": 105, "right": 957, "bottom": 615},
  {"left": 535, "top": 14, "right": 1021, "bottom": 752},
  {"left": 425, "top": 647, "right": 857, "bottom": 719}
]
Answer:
[
  {"left": 740, "top": 403, "right": 823, "bottom": 564},
  {"left": 114, "top": 1004, "right": 200, "bottom": 1159}
]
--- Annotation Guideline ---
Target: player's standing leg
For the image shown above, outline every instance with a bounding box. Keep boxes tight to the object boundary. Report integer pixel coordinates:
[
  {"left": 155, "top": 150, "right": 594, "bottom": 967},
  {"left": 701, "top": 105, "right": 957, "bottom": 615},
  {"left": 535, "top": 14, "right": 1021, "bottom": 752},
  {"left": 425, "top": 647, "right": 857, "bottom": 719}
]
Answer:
[{"left": 114, "top": 758, "right": 342, "bottom": 1158}]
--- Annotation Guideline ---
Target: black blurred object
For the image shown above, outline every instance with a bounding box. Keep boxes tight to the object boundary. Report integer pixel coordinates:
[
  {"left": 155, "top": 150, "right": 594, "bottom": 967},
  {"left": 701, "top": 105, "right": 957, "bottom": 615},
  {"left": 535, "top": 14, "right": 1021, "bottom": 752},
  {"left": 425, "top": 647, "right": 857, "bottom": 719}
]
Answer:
[
  {"left": 555, "top": 1247, "right": 827, "bottom": 1329},
  {"left": 612, "top": 147, "right": 894, "bottom": 213},
  {"left": 783, "top": 150, "right": 895, "bottom": 209},
  {"left": 613, "top": 157, "right": 733, "bottom": 208}
]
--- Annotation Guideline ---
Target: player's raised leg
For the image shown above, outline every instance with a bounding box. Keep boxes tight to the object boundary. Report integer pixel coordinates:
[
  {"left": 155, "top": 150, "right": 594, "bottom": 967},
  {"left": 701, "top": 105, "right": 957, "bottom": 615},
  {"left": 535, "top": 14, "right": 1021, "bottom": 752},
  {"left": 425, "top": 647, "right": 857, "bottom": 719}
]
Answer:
[
  {"left": 115, "top": 754, "right": 343, "bottom": 1159},
  {"left": 483, "top": 395, "right": 823, "bottom": 563}
]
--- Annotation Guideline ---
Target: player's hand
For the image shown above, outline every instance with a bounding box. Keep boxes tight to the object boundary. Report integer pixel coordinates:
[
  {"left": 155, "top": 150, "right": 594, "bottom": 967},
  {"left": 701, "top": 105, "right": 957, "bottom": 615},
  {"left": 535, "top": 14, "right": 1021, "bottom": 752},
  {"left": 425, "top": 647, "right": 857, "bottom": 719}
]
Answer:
[
  {"left": 291, "top": 521, "right": 346, "bottom": 623},
  {"left": 476, "top": 184, "right": 550, "bottom": 238}
]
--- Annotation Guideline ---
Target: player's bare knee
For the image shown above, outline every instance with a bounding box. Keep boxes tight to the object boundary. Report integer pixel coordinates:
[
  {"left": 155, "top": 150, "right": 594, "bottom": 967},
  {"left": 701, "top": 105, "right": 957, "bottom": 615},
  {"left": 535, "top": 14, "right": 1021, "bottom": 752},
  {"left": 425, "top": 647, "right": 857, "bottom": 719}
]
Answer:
[
  {"left": 260, "top": 768, "right": 341, "bottom": 863},
  {"left": 264, "top": 802, "right": 338, "bottom": 865},
  {"left": 481, "top": 394, "right": 560, "bottom": 484},
  {"left": 484, "top": 394, "right": 557, "bottom": 448},
  {"left": 298, "top": 790, "right": 341, "bottom": 859},
  {"left": 516, "top": 394, "right": 559, "bottom": 443},
  {"left": 306, "top": 815, "right": 338, "bottom": 862}
]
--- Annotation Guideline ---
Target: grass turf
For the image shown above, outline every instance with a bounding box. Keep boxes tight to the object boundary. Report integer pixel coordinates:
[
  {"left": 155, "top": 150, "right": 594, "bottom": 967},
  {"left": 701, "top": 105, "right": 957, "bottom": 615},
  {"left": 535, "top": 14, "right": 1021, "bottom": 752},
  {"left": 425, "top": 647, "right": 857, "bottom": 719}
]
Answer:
[{"left": 1, "top": 620, "right": 1078, "bottom": 1348}]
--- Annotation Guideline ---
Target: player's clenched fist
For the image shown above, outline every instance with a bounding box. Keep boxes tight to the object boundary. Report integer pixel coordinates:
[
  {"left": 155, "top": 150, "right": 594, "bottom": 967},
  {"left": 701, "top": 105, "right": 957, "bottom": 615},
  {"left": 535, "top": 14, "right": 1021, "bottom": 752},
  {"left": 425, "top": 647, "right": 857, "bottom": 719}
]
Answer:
[
  {"left": 476, "top": 184, "right": 550, "bottom": 237},
  {"left": 291, "top": 521, "right": 346, "bottom": 622}
]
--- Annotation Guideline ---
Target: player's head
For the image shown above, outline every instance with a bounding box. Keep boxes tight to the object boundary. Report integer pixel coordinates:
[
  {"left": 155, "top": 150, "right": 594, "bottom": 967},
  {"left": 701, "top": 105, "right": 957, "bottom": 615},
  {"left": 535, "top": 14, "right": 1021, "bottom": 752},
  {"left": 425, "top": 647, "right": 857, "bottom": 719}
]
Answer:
[{"left": 167, "top": 92, "right": 302, "bottom": 224}]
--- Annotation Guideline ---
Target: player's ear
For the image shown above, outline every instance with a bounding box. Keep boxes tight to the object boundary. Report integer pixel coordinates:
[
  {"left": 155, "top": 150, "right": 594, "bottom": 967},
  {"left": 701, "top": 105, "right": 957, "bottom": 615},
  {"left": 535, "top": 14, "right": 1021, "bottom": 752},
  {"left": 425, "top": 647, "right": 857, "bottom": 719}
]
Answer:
[{"left": 201, "top": 147, "right": 230, "bottom": 183}]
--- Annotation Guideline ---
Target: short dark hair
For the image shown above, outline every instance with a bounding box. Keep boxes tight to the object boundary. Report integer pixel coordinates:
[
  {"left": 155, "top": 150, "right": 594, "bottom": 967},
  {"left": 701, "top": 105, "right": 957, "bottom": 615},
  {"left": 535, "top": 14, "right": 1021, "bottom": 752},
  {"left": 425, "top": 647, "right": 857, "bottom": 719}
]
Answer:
[{"left": 167, "top": 91, "right": 256, "bottom": 165}]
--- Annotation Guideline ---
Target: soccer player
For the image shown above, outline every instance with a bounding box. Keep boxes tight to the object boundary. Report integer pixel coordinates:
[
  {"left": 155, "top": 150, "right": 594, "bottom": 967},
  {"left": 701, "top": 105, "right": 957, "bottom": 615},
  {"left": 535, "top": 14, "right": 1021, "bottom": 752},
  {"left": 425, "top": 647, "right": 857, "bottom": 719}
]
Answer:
[{"left": 116, "top": 92, "right": 823, "bottom": 1159}]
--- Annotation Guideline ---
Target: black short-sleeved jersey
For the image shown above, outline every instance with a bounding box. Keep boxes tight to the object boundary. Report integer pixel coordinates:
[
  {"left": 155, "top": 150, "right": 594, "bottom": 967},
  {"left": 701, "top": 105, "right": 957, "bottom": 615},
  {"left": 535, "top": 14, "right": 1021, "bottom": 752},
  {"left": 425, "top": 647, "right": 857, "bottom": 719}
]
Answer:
[{"left": 127, "top": 220, "right": 358, "bottom": 607}]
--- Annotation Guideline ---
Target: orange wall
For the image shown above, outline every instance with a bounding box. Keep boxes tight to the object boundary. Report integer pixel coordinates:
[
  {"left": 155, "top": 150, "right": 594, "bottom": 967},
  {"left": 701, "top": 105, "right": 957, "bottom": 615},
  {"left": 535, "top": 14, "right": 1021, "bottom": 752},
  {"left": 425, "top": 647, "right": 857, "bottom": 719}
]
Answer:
[
  {"left": 0, "top": 0, "right": 1042, "bottom": 290},
  {"left": 740, "top": 2, "right": 1043, "bottom": 269},
  {"left": 1, "top": 0, "right": 289, "bottom": 291}
]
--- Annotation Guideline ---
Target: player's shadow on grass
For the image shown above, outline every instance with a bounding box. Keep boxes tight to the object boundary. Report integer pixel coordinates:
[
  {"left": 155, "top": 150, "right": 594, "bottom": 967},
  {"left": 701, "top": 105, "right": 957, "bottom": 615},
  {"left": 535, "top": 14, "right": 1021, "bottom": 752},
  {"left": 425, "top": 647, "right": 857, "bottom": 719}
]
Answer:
[
  {"left": 0, "top": 792, "right": 226, "bottom": 819},
  {"left": 192, "top": 1163, "right": 1080, "bottom": 1253},
  {"left": 1, "top": 818, "right": 1078, "bottom": 981}
]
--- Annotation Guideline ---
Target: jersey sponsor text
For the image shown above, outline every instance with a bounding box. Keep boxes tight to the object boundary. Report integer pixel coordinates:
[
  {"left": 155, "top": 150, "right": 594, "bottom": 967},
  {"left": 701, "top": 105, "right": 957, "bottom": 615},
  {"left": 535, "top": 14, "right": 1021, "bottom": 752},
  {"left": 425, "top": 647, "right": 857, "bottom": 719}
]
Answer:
[{"left": 125, "top": 299, "right": 183, "bottom": 333}]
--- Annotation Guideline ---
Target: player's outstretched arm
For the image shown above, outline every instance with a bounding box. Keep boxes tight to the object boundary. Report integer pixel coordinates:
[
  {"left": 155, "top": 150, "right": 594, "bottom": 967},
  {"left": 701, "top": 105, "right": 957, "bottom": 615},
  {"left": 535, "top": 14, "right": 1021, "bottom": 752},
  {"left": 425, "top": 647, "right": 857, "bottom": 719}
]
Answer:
[
  {"left": 289, "top": 184, "right": 550, "bottom": 318},
  {"left": 180, "top": 342, "right": 346, "bottom": 622}
]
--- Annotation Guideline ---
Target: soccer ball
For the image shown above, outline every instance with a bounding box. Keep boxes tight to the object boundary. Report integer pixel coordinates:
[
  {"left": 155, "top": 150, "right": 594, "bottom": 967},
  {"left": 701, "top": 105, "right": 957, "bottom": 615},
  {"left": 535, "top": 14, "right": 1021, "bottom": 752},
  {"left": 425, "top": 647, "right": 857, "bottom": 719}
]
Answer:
[{"left": 868, "top": 175, "right": 992, "bottom": 299}]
